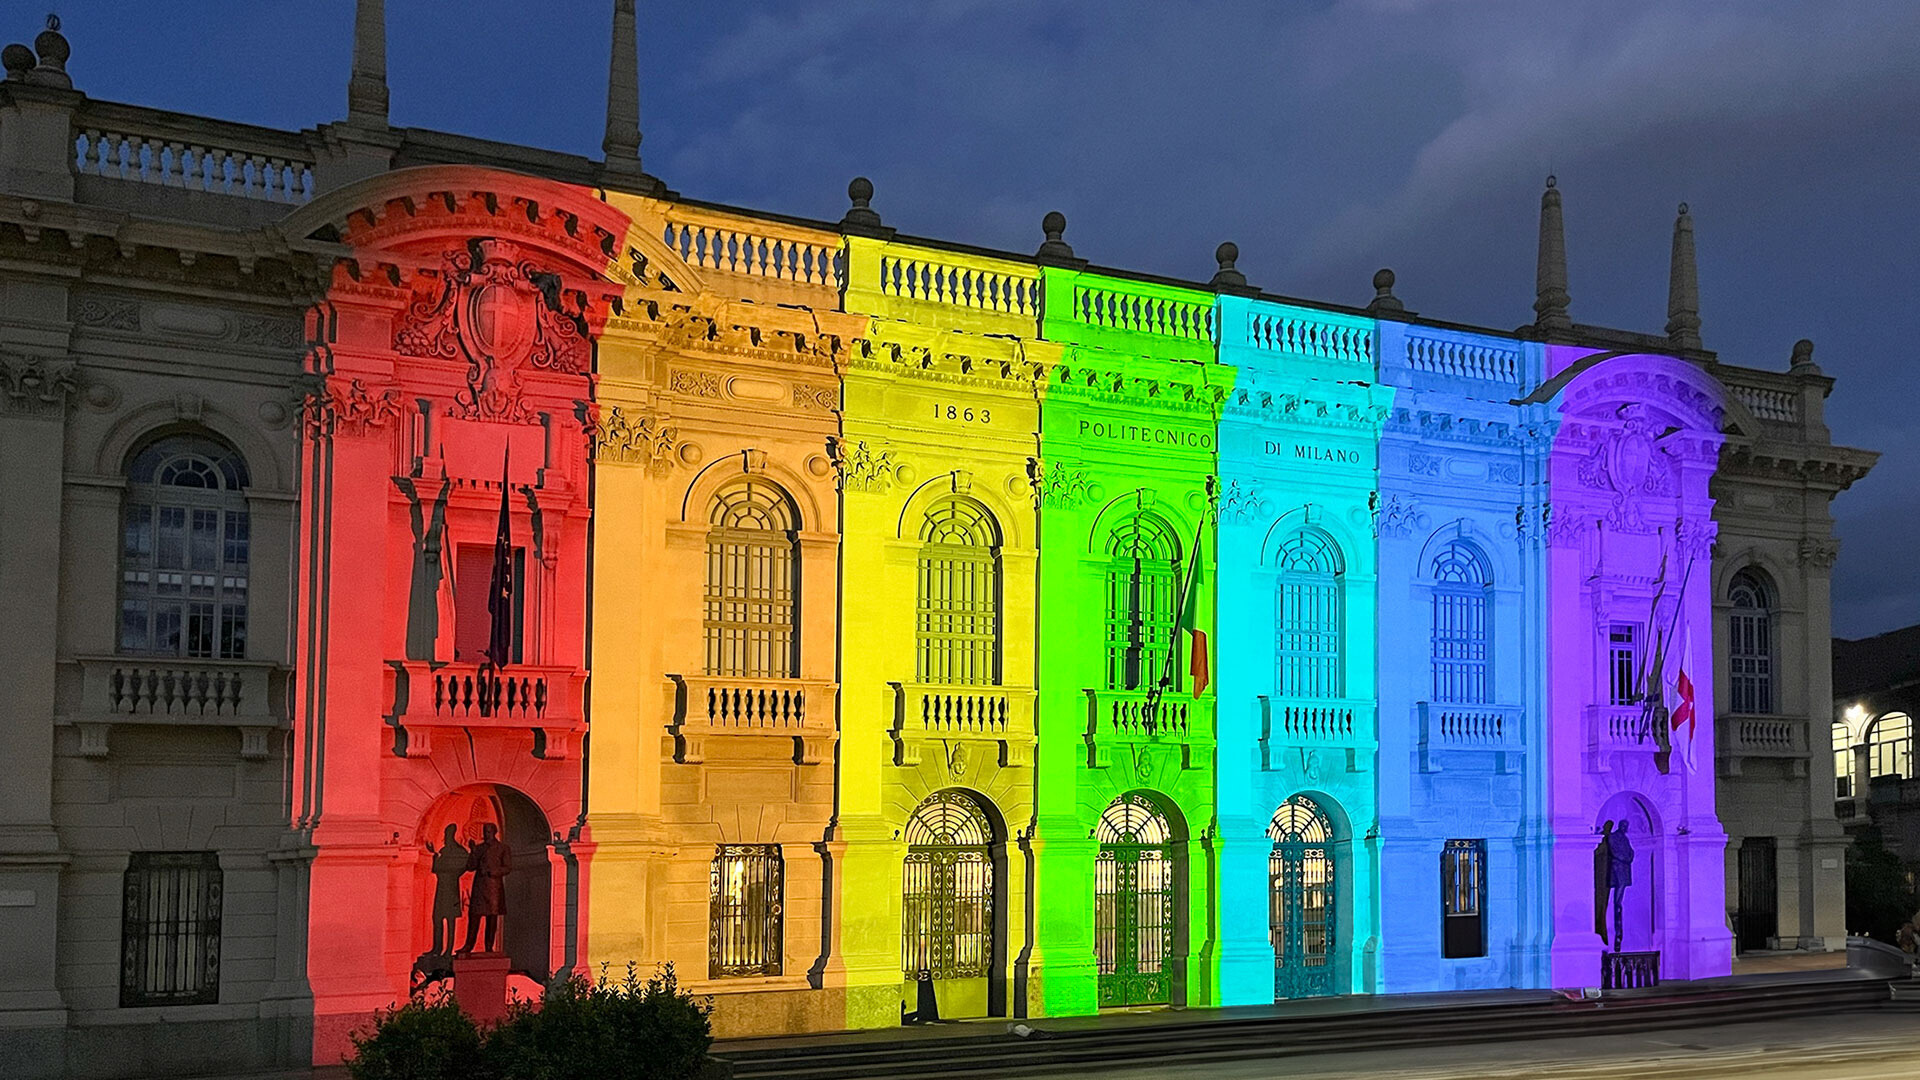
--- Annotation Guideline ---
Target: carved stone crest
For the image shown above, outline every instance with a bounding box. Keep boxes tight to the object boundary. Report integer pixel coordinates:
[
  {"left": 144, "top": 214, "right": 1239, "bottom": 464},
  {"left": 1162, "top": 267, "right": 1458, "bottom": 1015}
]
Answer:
[
  {"left": 1578, "top": 406, "right": 1675, "bottom": 533},
  {"left": 395, "top": 240, "right": 588, "bottom": 424}
]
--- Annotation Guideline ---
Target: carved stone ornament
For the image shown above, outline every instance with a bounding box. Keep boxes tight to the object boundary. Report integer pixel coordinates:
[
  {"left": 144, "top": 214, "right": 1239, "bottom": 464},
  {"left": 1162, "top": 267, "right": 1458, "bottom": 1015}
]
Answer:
[
  {"left": 395, "top": 240, "right": 589, "bottom": 424},
  {"left": 0, "top": 353, "right": 79, "bottom": 416},
  {"left": 1029, "top": 457, "right": 1091, "bottom": 509},
  {"left": 1677, "top": 517, "right": 1719, "bottom": 562},
  {"left": 1218, "top": 477, "right": 1263, "bottom": 523},
  {"left": 591, "top": 404, "right": 680, "bottom": 470},
  {"left": 1408, "top": 451, "right": 1442, "bottom": 477},
  {"left": 793, "top": 382, "right": 839, "bottom": 411},
  {"left": 1375, "top": 493, "right": 1423, "bottom": 539},
  {"left": 304, "top": 377, "right": 404, "bottom": 437},
  {"left": 1798, "top": 537, "right": 1840, "bottom": 569},
  {"left": 1512, "top": 502, "right": 1551, "bottom": 547},
  {"left": 668, "top": 368, "right": 722, "bottom": 398},
  {"left": 830, "top": 437, "right": 897, "bottom": 494},
  {"left": 1546, "top": 503, "right": 1591, "bottom": 549}
]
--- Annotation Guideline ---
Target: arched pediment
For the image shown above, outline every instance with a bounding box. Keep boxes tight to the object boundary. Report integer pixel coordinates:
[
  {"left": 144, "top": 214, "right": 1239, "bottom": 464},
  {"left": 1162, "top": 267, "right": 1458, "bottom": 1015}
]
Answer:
[{"left": 1519, "top": 350, "right": 1748, "bottom": 437}]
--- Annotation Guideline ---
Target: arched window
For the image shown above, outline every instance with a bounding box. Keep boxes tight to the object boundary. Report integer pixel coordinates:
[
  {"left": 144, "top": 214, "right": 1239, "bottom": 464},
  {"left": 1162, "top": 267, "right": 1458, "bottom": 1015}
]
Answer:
[
  {"left": 704, "top": 480, "right": 799, "bottom": 678},
  {"left": 118, "top": 433, "right": 251, "bottom": 659},
  {"left": 1430, "top": 540, "right": 1492, "bottom": 704},
  {"left": 1869, "top": 713, "right": 1912, "bottom": 782},
  {"left": 1103, "top": 513, "right": 1182, "bottom": 692},
  {"left": 916, "top": 499, "right": 1001, "bottom": 685},
  {"left": 1728, "top": 570, "right": 1775, "bottom": 715},
  {"left": 1833, "top": 721, "right": 1854, "bottom": 799},
  {"left": 1276, "top": 530, "right": 1343, "bottom": 699}
]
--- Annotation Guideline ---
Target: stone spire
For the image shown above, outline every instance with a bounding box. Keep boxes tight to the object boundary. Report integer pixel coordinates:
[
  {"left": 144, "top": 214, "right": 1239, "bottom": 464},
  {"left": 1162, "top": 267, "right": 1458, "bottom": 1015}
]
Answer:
[
  {"left": 1533, "top": 175, "right": 1571, "bottom": 331},
  {"left": 601, "top": 0, "right": 644, "bottom": 175},
  {"left": 346, "top": 0, "right": 389, "bottom": 126},
  {"left": 1665, "top": 202, "right": 1702, "bottom": 351}
]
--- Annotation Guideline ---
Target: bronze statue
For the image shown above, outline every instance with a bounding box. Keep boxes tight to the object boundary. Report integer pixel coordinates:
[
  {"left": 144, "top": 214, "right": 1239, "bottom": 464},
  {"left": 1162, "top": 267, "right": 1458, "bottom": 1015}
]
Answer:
[
  {"left": 457, "top": 822, "right": 511, "bottom": 955},
  {"left": 1605, "top": 820, "right": 1635, "bottom": 952},
  {"left": 424, "top": 823, "right": 470, "bottom": 957},
  {"left": 1592, "top": 821, "right": 1614, "bottom": 938}
]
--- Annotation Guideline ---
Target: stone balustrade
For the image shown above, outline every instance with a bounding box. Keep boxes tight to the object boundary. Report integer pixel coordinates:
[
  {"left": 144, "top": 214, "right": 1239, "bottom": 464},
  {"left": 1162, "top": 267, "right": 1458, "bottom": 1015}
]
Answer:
[
  {"left": 1082, "top": 689, "right": 1213, "bottom": 770},
  {"left": 1075, "top": 284, "right": 1213, "bottom": 342},
  {"left": 1727, "top": 382, "right": 1799, "bottom": 424},
  {"left": 65, "top": 655, "right": 289, "bottom": 759},
  {"left": 1404, "top": 333, "right": 1520, "bottom": 384},
  {"left": 666, "top": 674, "right": 836, "bottom": 764},
  {"left": 387, "top": 660, "right": 586, "bottom": 758},
  {"left": 890, "top": 682, "right": 1035, "bottom": 767},
  {"left": 877, "top": 254, "right": 1039, "bottom": 316},
  {"left": 659, "top": 207, "right": 839, "bottom": 288},
  {"left": 71, "top": 102, "right": 313, "bottom": 203},
  {"left": 1244, "top": 311, "right": 1371, "bottom": 364}
]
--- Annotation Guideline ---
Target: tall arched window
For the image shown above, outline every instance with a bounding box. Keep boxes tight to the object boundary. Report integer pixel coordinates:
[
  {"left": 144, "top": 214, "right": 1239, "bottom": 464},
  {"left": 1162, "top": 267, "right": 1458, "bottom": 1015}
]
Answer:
[
  {"left": 118, "top": 433, "right": 251, "bottom": 659},
  {"left": 1834, "top": 721, "right": 1855, "bottom": 799},
  {"left": 1103, "top": 513, "right": 1182, "bottom": 692},
  {"left": 1430, "top": 540, "right": 1492, "bottom": 704},
  {"left": 1276, "top": 530, "right": 1343, "bottom": 699},
  {"left": 1728, "top": 570, "right": 1775, "bottom": 715},
  {"left": 704, "top": 480, "right": 799, "bottom": 678},
  {"left": 1869, "top": 713, "right": 1912, "bottom": 782},
  {"left": 916, "top": 499, "right": 1001, "bottom": 685}
]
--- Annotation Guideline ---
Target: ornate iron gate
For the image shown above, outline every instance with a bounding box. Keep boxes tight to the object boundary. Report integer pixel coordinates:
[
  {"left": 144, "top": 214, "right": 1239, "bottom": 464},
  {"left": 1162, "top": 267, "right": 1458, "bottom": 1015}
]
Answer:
[
  {"left": 1269, "top": 795, "right": 1335, "bottom": 999},
  {"left": 902, "top": 790, "right": 994, "bottom": 979},
  {"left": 1095, "top": 793, "right": 1176, "bottom": 1007}
]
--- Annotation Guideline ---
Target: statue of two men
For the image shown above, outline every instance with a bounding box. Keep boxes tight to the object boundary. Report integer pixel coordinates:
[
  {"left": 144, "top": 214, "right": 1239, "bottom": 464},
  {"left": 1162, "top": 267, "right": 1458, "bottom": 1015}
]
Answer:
[
  {"left": 1593, "top": 819, "right": 1635, "bottom": 952},
  {"left": 424, "top": 821, "right": 512, "bottom": 958}
]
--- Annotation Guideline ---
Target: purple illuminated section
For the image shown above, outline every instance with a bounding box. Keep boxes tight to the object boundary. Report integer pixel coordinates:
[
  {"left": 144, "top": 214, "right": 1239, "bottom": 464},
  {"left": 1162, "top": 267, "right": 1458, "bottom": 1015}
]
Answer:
[{"left": 1542, "top": 346, "right": 1733, "bottom": 987}]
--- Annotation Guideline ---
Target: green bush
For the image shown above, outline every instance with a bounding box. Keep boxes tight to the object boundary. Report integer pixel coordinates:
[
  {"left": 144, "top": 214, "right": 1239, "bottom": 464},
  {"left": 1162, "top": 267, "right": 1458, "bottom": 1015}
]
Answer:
[
  {"left": 347, "top": 963, "right": 714, "bottom": 1080},
  {"left": 346, "top": 992, "right": 486, "bottom": 1080}
]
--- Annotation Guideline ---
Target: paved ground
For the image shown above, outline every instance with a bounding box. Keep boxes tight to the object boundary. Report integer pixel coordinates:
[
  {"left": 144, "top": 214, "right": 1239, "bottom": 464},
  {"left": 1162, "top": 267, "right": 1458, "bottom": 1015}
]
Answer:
[{"left": 1025, "top": 1009, "right": 1920, "bottom": 1079}]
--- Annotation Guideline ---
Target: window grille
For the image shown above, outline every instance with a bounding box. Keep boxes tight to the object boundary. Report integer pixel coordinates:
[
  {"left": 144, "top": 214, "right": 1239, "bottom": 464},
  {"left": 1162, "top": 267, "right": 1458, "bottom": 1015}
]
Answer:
[
  {"left": 915, "top": 500, "right": 1001, "bottom": 685},
  {"left": 1728, "top": 571, "right": 1775, "bottom": 715},
  {"left": 121, "top": 852, "right": 222, "bottom": 1007},
  {"left": 708, "top": 845, "right": 782, "bottom": 977},
  {"left": 1870, "top": 712, "right": 1913, "bottom": 781},
  {"left": 1268, "top": 795, "right": 1334, "bottom": 998},
  {"left": 118, "top": 435, "right": 251, "bottom": 659},
  {"left": 1276, "top": 531, "right": 1343, "bottom": 699},
  {"left": 1608, "top": 624, "right": 1640, "bottom": 706},
  {"left": 704, "top": 481, "right": 798, "bottom": 678},
  {"left": 1834, "top": 721, "right": 1854, "bottom": 798},
  {"left": 1430, "top": 541, "right": 1491, "bottom": 704},
  {"left": 1102, "top": 514, "right": 1181, "bottom": 692},
  {"left": 1441, "top": 839, "right": 1487, "bottom": 959},
  {"left": 902, "top": 790, "right": 994, "bottom": 978}
]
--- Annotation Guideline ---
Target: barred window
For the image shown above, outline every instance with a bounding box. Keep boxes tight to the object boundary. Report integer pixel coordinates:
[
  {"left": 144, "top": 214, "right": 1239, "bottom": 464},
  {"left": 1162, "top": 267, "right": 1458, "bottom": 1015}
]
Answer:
[
  {"left": 118, "top": 434, "right": 251, "bottom": 659},
  {"left": 1277, "top": 531, "right": 1343, "bottom": 699},
  {"left": 121, "top": 852, "right": 222, "bottom": 1007},
  {"left": 1870, "top": 713, "right": 1913, "bottom": 781},
  {"left": 1441, "top": 839, "right": 1487, "bottom": 959},
  {"left": 709, "top": 845, "right": 782, "bottom": 978},
  {"left": 1103, "top": 514, "right": 1181, "bottom": 692},
  {"left": 915, "top": 499, "right": 1001, "bottom": 685},
  {"left": 1431, "top": 541, "right": 1491, "bottom": 704},
  {"left": 1728, "top": 570, "right": 1775, "bottom": 715},
  {"left": 704, "top": 481, "right": 799, "bottom": 678},
  {"left": 1608, "top": 624, "right": 1640, "bottom": 706}
]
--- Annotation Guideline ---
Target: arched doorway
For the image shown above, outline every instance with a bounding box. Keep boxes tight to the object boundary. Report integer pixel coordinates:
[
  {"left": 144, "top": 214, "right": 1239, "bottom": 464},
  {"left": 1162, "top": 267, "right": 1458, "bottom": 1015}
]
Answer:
[
  {"left": 411, "top": 784, "right": 552, "bottom": 990},
  {"left": 1095, "top": 791, "right": 1182, "bottom": 1007},
  {"left": 1269, "top": 794, "right": 1336, "bottom": 999},
  {"left": 1594, "top": 793, "right": 1659, "bottom": 954},
  {"left": 902, "top": 789, "right": 1001, "bottom": 1018}
]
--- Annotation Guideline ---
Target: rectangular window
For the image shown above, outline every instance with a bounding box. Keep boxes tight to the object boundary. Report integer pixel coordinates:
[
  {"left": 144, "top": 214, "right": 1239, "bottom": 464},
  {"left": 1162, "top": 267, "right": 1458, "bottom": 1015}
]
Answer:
[
  {"left": 915, "top": 549, "right": 999, "bottom": 685},
  {"left": 709, "top": 845, "right": 782, "bottom": 978},
  {"left": 1104, "top": 561, "right": 1178, "bottom": 692},
  {"left": 1278, "top": 579, "right": 1342, "bottom": 699},
  {"left": 1729, "top": 611, "right": 1773, "bottom": 714},
  {"left": 1608, "top": 624, "right": 1640, "bottom": 706},
  {"left": 1432, "top": 590, "right": 1490, "bottom": 703},
  {"left": 703, "top": 534, "right": 796, "bottom": 678},
  {"left": 453, "top": 544, "right": 524, "bottom": 665},
  {"left": 121, "top": 852, "right": 222, "bottom": 1007},
  {"left": 1441, "top": 839, "right": 1486, "bottom": 959}
]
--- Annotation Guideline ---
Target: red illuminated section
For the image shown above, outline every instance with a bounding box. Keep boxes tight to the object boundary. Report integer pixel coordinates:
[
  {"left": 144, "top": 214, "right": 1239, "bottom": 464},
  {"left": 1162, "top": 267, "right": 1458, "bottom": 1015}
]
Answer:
[{"left": 287, "top": 167, "right": 629, "bottom": 1062}]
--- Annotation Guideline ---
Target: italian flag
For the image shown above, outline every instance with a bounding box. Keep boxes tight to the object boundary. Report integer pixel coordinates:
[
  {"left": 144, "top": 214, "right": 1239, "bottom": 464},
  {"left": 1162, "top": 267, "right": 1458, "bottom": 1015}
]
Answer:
[{"left": 1179, "top": 543, "right": 1209, "bottom": 699}]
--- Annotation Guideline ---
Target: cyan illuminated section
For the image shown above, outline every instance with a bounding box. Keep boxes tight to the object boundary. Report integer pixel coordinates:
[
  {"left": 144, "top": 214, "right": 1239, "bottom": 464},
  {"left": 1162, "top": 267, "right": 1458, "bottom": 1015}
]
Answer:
[
  {"left": 1529, "top": 346, "right": 1732, "bottom": 987},
  {"left": 1372, "top": 319, "right": 1550, "bottom": 992},
  {"left": 1214, "top": 296, "right": 1391, "bottom": 1003}
]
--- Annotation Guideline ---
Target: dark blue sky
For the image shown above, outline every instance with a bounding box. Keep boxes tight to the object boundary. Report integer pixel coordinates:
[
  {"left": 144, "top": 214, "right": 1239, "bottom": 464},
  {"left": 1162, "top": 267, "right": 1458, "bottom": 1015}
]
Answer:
[{"left": 36, "top": 0, "right": 1920, "bottom": 637}]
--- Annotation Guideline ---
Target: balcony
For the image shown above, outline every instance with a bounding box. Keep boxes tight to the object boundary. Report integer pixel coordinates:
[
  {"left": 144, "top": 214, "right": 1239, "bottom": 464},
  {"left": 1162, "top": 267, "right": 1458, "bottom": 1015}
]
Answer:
[
  {"left": 1083, "top": 689, "right": 1214, "bottom": 770},
  {"left": 388, "top": 660, "right": 585, "bottom": 759},
  {"left": 890, "top": 682, "right": 1036, "bottom": 769},
  {"left": 1717, "top": 714, "right": 1810, "bottom": 777},
  {"left": 666, "top": 674, "right": 837, "bottom": 765},
  {"left": 64, "top": 655, "right": 290, "bottom": 758},
  {"left": 1416, "top": 702, "right": 1523, "bottom": 773},
  {"left": 1257, "top": 695, "right": 1376, "bottom": 773}
]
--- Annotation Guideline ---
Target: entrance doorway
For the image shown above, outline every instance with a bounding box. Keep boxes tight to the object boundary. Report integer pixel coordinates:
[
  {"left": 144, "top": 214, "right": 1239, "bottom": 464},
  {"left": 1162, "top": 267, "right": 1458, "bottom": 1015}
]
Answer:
[
  {"left": 1095, "top": 792, "right": 1180, "bottom": 1007},
  {"left": 1736, "top": 836, "right": 1779, "bottom": 953},
  {"left": 1269, "top": 794, "right": 1336, "bottom": 1000},
  {"left": 412, "top": 784, "right": 552, "bottom": 989},
  {"left": 902, "top": 789, "right": 1001, "bottom": 1018}
]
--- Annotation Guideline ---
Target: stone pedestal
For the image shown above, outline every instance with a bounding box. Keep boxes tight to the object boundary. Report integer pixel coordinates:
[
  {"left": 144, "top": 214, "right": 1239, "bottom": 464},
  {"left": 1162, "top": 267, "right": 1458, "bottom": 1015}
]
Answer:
[{"left": 452, "top": 953, "right": 511, "bottom": 1024}]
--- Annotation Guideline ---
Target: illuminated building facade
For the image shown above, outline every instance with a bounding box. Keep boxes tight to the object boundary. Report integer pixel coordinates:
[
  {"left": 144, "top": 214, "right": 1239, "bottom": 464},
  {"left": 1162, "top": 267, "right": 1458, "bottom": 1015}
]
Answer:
[{"left": 0, "top": 7, "right": 1878, "bottom": 1077}]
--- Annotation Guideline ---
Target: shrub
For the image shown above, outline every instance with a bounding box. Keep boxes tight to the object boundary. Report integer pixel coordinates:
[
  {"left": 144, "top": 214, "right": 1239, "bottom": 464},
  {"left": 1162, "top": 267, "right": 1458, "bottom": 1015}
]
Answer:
[{"left": 346, "top": 991, "right": 486, "bottom": 1080}]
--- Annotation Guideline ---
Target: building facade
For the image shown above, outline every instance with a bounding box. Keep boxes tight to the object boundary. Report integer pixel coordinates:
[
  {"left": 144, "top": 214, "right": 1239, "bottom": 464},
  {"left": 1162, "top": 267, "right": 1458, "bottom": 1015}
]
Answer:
[{"left": 0, "top": 8, "right": 1878, "bottom": 1077}]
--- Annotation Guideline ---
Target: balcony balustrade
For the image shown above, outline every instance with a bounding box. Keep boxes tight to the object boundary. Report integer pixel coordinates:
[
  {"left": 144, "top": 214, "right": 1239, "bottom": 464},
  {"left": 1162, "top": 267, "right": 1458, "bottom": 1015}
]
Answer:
[
  {"left": 890, "top": 682, "right": 1035, "bottom": 768},
  {"left": 1717, "top": 713, "right": 1810, "bottom": 777},
  {"left": 666, "top": 674, "right": 836, "bottom": 765},
  {"left": 1416, "top": 702, "right": 1523, "bottom": 773},
  {"left": 388, "top": 660, "right": 585, "bottom": 759},
  {"left": 1257, "top": 695, "right": 1376, "bottom": 772},
  {"left": 1083, "top": 688, "right": 1213, "bottom": 770},
  {"left": 65, "top": 655, "right": 289, "bottom": 759}
]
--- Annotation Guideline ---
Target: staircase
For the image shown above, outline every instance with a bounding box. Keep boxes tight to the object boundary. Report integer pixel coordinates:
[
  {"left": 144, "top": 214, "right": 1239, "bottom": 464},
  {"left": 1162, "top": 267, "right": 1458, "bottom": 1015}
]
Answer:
[{"left": 716, "top": 977, "right": 1894, "bottom": 1080}]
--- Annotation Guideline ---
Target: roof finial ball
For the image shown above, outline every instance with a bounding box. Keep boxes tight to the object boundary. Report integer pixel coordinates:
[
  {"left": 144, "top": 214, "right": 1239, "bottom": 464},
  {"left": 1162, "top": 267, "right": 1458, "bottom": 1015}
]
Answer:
[
  {"left": 1036, "top": 210, "right": 1076, "bottom": 262},
  {"left": 18, "top": 11, "right": 72, "bottom": 88},
  {"left": 1, "top": 43, "right": 32, "bottom": 81},
  {"left": 841, "top": 176, "right": 881, "bottom": 229},
  {"left": 1368, "top": 267, "right": 1405, "bottom": 314},
  {"left": 1209, "top": 242, "right": 1247, "bottom": 289}
]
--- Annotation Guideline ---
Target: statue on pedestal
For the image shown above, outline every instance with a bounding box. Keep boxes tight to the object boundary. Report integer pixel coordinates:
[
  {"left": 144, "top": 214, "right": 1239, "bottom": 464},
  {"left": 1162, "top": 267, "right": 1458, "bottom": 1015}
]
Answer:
[
  {"left": 1605, "top": 820, "right": 1635, "bottom": 952},
  {"left": 457, "top": 822, "right": 511, "bottom": 955},
  {"left": 424, "top": 824, "right": 470, "bottom": 958}
]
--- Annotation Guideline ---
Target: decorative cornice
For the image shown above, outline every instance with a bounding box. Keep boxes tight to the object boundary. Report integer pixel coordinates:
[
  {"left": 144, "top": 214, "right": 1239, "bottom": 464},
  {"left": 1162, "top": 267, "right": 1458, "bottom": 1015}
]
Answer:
[
  {"left": 1226, "top": 387, "right": 1387, "bottom": 430},
  {"left": 1047, "top": 363, "right": 1225, "bottom": 415},
  {"left": 1382, "top": 407, "right": 1527, "bottom": 449}
]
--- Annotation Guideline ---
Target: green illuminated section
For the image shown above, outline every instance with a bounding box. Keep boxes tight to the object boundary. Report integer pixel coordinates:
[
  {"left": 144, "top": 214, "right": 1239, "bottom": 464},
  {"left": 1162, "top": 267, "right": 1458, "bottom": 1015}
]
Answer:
[{"left": 1034, "top": 267, "right": 1232, "bottom": 1014}]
